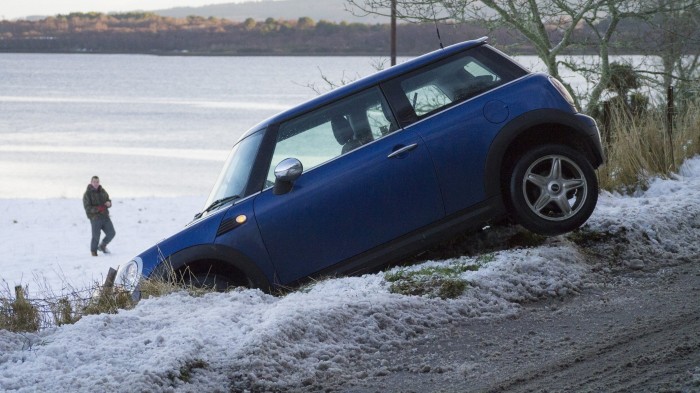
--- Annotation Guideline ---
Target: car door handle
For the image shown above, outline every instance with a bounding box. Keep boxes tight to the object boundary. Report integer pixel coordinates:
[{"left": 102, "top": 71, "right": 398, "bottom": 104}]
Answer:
[{"left": 387, "top": 143, "right": 418, "bottom": 159}]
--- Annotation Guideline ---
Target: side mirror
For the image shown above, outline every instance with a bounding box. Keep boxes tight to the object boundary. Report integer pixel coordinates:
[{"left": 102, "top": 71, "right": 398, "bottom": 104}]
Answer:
[{"left": 273, "top": 158, "right": 303, "bottom": 195}]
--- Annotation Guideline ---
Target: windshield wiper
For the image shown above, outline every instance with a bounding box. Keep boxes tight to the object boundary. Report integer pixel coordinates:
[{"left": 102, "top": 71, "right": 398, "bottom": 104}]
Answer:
[{"left": 194, "top": 195, "right": 241, "bottom": 219}]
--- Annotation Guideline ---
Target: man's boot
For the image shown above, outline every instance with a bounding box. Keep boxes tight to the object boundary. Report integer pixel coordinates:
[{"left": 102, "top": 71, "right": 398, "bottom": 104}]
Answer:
[{"left": 98, "top": 243, "right": 110, "bottom": 254}]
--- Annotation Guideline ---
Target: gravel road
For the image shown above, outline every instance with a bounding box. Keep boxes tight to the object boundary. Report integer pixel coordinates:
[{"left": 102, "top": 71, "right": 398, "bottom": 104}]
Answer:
[{"left": 323, "top": 240, "right": 700, "bottom": 392}]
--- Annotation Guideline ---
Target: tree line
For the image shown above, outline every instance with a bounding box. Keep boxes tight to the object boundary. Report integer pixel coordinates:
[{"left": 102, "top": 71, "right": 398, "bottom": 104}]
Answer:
[{"left": 0, "top": 11, "right": 693, "bottom": 57}]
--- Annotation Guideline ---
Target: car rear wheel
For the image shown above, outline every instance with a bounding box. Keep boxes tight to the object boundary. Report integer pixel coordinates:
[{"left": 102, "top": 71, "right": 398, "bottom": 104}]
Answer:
[{"left": 507, "top": 144, "right": 598, "bottom": 236}]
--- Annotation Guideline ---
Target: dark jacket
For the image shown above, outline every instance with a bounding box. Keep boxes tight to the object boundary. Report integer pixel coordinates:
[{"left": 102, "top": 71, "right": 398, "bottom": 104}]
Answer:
[{"left": 83, "top": 185, "right": 111, "bottom": 220}]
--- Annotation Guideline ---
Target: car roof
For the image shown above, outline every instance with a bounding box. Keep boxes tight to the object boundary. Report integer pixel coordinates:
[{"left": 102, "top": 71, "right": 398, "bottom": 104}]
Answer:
[{"left": 241, "top": 37, "right": 489, "bottom": 139}]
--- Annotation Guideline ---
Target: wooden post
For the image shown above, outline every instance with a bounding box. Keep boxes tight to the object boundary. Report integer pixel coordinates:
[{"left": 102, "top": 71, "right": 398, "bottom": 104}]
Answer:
[
  {"left": 14, "top": 285, "right": 24, "bottom": 300},
  {"left": 102, "top": 267, "right": 117, "bottom": 296},
  {"left": 667, "top": 86, "right": 675, "bottom": 167}
]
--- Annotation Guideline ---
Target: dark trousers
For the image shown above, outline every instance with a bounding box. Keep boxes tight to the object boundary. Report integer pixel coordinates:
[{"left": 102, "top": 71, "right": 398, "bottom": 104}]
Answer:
[{"left": 90, "top": 216, "right": 116, "bottom": 252}]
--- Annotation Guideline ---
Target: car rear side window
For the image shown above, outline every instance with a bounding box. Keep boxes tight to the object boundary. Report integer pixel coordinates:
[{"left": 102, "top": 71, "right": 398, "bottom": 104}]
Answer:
[{"left": 390, "top": 45, "right": 527, "bottom": 122}]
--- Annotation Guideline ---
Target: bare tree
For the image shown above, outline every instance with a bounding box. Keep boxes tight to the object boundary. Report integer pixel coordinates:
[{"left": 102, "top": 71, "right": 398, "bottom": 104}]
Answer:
[
  {"left": 644, "top": 0, "right": 700, "bottom": 109},
  {"left": 346, "top": 0, "right": 699, "bottom": 113}
]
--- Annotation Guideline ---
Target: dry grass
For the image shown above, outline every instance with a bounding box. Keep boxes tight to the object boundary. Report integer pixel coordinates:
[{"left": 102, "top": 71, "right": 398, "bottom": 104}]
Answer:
[
  {"left": 0, "top": 286, "right": 41, "bottom": 332},
  {"left": 138, "top": 275, "right": 217, "bottom": 299},
  {"left": 0, "top": 279, "right": 137, "bottom": 333},
  {"left": 598, "top": 100, "right": 700, "bottom": 192},
  {"left": 0, "top": 266, "right": 222, "bottom": 333},
  {"left": 138, "top": 264, "right": 224, "bottom": 299}
]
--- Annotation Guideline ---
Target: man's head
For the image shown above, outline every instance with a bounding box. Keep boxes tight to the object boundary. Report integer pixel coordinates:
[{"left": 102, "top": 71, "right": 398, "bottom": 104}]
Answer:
[{"left": 90, "top": 176, "right": 100, "bottom": 189}]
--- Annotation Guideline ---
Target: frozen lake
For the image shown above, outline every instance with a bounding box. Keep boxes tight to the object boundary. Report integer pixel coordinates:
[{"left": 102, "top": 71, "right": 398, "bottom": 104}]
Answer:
[
  {"left": 0, "top": 54, "right": 386, "bottom": 198},
  {"left": 0, "top": 52, "right": 655, "bottom": 199}
]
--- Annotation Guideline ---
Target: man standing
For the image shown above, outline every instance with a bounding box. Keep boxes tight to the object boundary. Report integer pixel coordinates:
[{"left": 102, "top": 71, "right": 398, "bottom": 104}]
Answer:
[{"left": 82, "top": 175, "right": 116, "bottom": 256}]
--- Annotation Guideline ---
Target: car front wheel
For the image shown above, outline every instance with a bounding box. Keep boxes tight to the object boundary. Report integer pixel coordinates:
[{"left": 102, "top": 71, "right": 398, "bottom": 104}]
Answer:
[
  {"left": 186, "top": 272, "right": 231, "bottom": 291},
  {"left": 508, "top": 144, "right": 598, "bottom": 236}
]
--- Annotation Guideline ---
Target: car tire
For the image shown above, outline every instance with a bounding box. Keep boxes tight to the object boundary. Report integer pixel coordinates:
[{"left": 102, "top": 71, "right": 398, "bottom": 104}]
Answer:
[{"left": 507, "top": 144, "right": 598, "bottom": 236}]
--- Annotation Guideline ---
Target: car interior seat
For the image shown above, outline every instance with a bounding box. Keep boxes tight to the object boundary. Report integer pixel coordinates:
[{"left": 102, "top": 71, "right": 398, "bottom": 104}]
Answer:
[{"left": 331, "top": 115, "right": 362, "bottom": 154}]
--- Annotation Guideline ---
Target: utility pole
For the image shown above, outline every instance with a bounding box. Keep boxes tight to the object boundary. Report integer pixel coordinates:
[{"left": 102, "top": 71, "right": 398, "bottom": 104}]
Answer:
[{"left": 391, "top": 0, "right": 397, "bottom": 66}]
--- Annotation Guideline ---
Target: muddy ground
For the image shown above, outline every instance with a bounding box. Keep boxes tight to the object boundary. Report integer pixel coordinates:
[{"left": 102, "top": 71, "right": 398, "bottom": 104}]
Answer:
[
  {"left": 337, "top": 261, "right": 700, "bottom": 392},
  {"left": 316, "top": 229, "right": 700, "bottom": 393}
]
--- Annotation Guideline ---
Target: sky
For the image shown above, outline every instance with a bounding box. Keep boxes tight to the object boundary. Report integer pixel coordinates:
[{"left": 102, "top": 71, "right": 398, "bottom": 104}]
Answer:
[
  {"left": 1, "top": 0, "right": 259, "bottom": 20},
  {"left": 1, "top": 156, "right": 699, "bottom": 391}
]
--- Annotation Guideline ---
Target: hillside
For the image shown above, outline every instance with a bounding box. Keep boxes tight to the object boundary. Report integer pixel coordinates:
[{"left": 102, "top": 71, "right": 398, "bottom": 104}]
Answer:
[
  {"left": 153, "top": 0, "right": 390, "bottom": 23},
  {"left": 0, "top": 13, "right": 497, "bottom": 56},
  {"left": 1, "top": 2, "right": 692, "bottom": 56}
]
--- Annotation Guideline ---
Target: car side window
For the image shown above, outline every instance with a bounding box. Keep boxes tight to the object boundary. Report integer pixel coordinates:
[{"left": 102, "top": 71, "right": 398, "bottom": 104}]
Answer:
[
  {"left": 393, "top": 46, "right": 527, "bottom": 122},
  {"left": 266, "top": 87, "right": 398, "bottom": 185}
]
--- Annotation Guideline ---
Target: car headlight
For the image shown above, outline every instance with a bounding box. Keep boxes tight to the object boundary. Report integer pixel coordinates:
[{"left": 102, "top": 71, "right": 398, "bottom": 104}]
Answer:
[{"left": 114, "top": 257, "right": 143, "bottom": 292}]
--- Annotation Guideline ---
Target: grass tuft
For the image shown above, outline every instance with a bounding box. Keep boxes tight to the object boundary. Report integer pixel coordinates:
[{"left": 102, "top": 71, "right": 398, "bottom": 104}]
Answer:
[
  {"left": 168, "top": 358, "right": 209, "bottom": 383},
  {"left": 82, "top": 288, "right": 134, "bottom": 317},
  {"left": 385, "top": 259, "right": 491, "bottom": 299},
  {"left": 51, "top": 298, "right": 79, "bottom": 326}
]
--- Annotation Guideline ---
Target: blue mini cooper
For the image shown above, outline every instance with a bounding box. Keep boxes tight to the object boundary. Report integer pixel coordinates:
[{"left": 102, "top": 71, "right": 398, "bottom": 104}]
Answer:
[{"left": 114, "top": 37, "right": 604, "bottom": 295}]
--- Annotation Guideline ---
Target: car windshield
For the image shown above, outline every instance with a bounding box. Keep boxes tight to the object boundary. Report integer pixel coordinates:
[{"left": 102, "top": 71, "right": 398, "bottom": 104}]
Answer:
[{"left": 203, "top": 130, "right": 264, "bottom": 210}]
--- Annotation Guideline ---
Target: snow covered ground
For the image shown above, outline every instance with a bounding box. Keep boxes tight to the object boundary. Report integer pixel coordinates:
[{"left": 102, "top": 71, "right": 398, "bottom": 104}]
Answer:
[
  {"left": 2, "top": 195, "right": 204, "bottom": 291},
  {"left": 1, "top": 157, "right": 699, "bottom": 392}
]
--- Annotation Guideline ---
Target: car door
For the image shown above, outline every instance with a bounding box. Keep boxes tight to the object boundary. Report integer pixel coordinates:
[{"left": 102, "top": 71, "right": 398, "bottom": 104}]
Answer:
[
  {"left": 383, "top": 46, "right": 528, "bottom": 214},
  {"left": 254, "top": 86, "right": 444, "bottom": 284}
]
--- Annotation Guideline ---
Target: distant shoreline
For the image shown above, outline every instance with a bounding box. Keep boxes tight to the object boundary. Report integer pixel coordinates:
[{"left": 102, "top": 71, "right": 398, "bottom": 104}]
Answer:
[
  {"left": 1, "top": 13, "right": 669, "bottom": 58},
  {"left": 0, "top": 48, "right": 657, "bottom": 57}
]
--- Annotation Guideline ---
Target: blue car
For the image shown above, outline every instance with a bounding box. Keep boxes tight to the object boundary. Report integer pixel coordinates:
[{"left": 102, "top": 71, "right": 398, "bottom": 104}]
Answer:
[{"left": 114, "top": 37, "right": 604, "bottom": 295}]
